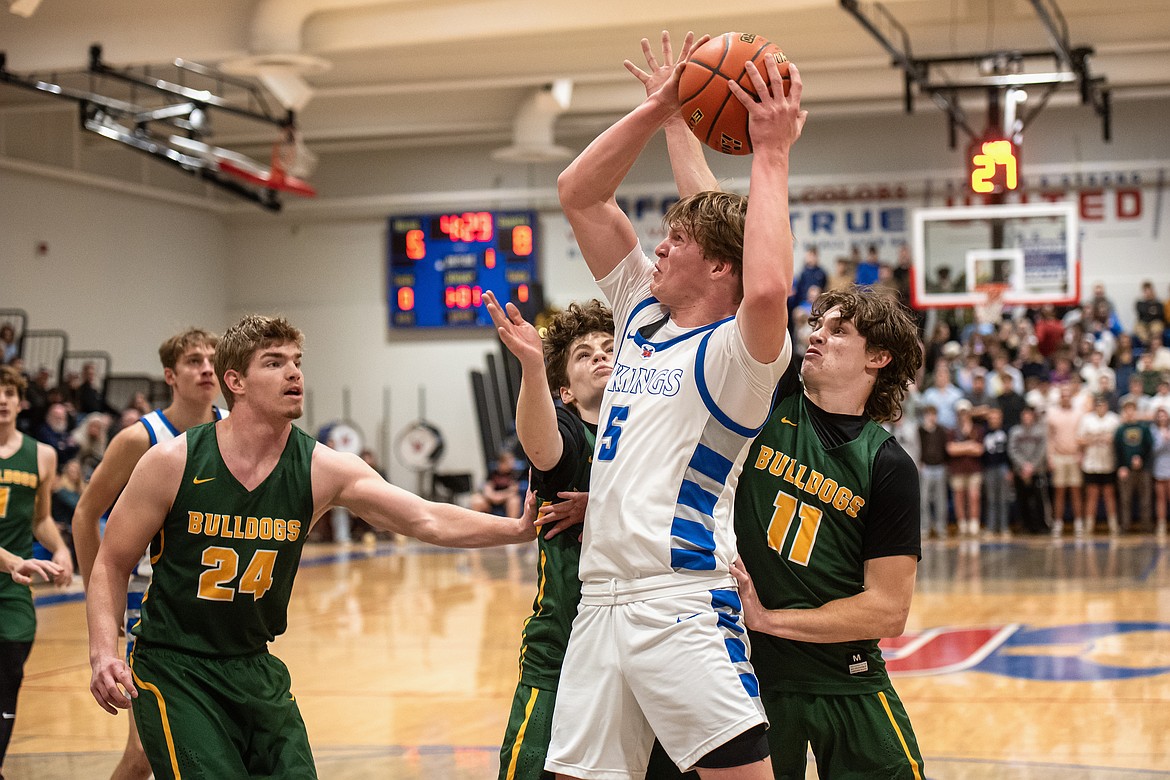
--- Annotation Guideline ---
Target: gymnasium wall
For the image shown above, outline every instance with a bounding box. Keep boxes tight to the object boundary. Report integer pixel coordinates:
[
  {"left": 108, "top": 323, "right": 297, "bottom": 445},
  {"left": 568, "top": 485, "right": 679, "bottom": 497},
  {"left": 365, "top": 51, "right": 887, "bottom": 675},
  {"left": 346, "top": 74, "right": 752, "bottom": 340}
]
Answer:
[
  {"left": 2, "top": 96, "right": 1167, "bottom": 487},
  {"left": 0, "top": 169, "right": 230, "bottom": 373}
]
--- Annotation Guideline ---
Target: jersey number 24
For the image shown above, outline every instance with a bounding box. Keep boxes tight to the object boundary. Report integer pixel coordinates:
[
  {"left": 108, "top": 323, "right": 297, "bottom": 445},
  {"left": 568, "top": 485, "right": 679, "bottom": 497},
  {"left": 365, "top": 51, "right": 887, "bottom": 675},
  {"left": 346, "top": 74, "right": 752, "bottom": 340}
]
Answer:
[{"left": 198, "top": 547, "right": 278, "bottom": 601}]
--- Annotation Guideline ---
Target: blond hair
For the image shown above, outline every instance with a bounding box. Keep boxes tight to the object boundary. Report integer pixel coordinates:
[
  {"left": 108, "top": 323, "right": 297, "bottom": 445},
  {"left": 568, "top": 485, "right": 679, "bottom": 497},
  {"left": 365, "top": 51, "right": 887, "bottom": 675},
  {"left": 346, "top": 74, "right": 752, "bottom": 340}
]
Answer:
[
  {"left": 214, "top": 315, "right": 303, "bottom": 409},
  {"left": 158, "top": 327, "right": 219, "bottom": 370},
  {"left": 663, "top": 191, "right": 747, "bottom": 273}
]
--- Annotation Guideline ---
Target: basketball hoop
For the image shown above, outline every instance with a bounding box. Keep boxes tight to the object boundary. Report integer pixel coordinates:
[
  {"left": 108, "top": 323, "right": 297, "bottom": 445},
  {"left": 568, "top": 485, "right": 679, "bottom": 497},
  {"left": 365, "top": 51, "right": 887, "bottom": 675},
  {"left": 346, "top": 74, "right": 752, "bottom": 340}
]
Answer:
[
  {"left": 974, "top": 283, "right": 1009, "bottom": 326},
  {"left": 213, "top": 125, "right": 318, "bottom": 198},
  {"left": 276, "top": 126, "right": 317, "bottom": 180}
]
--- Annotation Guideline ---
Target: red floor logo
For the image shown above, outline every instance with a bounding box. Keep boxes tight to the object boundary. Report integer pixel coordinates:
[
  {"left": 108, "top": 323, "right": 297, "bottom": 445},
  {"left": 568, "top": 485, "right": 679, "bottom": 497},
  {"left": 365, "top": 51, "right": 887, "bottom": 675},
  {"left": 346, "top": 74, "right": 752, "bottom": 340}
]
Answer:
[{"left": 881, "top": 622, "right": 1170, "bottom": 680}]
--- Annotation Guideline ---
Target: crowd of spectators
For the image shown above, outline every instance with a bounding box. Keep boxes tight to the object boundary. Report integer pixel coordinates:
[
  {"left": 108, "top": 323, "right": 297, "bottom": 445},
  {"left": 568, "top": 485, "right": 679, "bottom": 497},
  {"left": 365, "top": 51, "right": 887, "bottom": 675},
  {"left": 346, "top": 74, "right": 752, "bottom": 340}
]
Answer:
[
  {"left": 8, "top": 254, "right": 1170, "bottom": 548},
  {"left": 790, "top": 245, "right": 1170, "bottom": 540},
  {"left": 0, "top": 347, "right": 154, "bottom": 571}
]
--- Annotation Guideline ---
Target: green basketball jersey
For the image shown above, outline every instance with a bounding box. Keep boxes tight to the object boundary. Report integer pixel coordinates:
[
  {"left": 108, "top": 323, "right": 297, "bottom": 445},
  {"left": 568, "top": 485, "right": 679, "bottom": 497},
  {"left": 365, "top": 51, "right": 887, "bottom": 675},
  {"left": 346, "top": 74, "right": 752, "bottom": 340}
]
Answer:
[
  {"left": 134, "top": 422, "right": 315, "bottom": 657},
  {"left": 0, "top": 433, "right": 40, "bottom": 642},
  {"left": 516, "top": 407, "right": 595, "bottom": 690},
  {"left": 734, "top": 390, "right": 894, "bottom": 695}
]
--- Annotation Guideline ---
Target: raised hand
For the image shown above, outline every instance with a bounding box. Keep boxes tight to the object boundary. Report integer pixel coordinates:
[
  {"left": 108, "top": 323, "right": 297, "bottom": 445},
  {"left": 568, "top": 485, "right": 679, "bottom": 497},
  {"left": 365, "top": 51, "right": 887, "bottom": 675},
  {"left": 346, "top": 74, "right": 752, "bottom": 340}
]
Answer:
[
  {"left": 728, "top": 59, "right": 807, "bottom": 151},
  {"left": 483, "top": 290, "right": 544, "bottom": 370},
  {"left": 623, "top": 31, "right": 709, "bottom": 112}
]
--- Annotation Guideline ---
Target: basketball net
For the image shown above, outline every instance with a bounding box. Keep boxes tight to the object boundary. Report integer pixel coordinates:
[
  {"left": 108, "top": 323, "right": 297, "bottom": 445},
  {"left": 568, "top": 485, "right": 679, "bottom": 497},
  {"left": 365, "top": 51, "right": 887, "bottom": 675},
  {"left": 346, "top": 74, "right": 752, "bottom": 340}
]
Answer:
[
  {"left": 973, "top": 283, "right": 1009, "bottom": 325},
  {"left": 274, "top": 126, "right": 317, "bottom": 180}
]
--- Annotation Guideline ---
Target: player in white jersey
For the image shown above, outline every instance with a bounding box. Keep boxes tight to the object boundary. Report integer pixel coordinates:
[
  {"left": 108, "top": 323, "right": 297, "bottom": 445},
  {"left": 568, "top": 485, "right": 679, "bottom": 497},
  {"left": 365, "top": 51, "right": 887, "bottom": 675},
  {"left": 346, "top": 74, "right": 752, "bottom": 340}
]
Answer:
[
  {"left": 73, "top": 328, "right": 224, "bottom": 780},
  {"left": 545, "top": 31, "right": 806, "bottom": 780}
]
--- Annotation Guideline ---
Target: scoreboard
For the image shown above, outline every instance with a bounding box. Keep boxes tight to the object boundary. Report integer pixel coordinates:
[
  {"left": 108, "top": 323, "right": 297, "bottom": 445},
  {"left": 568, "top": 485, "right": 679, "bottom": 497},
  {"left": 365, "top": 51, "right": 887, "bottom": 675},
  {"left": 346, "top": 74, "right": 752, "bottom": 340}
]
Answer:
[{"left": 387, "top": 210, "right": 539, "bottom": 328}]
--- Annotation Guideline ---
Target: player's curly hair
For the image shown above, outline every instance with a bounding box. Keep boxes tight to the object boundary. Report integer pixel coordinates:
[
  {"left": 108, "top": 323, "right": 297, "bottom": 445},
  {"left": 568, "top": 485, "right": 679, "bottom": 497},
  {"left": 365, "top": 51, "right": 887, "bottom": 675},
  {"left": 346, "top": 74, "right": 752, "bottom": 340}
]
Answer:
[
  {"left": 663, "top": 190, "right": 747, "bottom": 273},
  {"left": 215, "top": 314, "right": 304, "bottom": 410},
  {"left": 810, "top": 286, "right": 923, "bottom": 423},
  {"left": 542, "top": 300, "right": 614, "bottom": 402}
]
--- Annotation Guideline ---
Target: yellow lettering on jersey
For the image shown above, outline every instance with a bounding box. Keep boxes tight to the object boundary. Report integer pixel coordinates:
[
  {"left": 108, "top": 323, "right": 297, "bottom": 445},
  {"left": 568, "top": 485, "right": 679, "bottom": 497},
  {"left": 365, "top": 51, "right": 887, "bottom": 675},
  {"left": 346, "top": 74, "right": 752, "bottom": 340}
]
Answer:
[
  {"left": 769, "top": 453, "right": 788, "bottom": 477},
  {"left": 752, "top": 449, "right": 866, "bottom": 520},
  {"left": 185, "top": 511, "right": 302, "bottom": 541},
  {"left": 754, "top": 446, "right": 773, "bottom": 471},
  {"left": 782, "top": 458, "right": 799, "bottom": 485},
  {"left": 0, "top": 469, "right": 37, "bottom": 489}
]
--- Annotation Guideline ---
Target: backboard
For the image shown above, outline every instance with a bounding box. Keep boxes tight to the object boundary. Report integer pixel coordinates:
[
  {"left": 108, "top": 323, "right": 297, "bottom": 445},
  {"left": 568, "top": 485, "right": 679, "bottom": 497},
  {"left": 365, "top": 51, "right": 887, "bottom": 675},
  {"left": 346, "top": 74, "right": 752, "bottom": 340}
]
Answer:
[{"left": 911, "top": 201, "right": 1079, "bottom": 309}]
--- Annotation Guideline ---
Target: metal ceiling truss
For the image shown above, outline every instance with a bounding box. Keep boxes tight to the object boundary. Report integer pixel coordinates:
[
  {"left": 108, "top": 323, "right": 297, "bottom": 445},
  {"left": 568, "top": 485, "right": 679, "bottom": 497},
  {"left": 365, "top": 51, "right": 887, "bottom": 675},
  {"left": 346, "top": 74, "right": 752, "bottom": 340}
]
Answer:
[
  {"left": 839, "top": 0, "right": 1111, "bottom": 147},
  {"left": 0, "top": 45, "right": 298, "bottom": 210}
]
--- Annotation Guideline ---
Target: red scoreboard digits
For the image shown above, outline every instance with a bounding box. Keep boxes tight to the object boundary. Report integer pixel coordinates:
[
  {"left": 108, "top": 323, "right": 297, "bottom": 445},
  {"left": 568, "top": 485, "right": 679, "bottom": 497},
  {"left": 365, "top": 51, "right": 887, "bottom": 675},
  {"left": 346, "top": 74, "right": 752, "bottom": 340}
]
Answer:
[{"left": 388, "top": 211, "right": 539, "bottom": 328}]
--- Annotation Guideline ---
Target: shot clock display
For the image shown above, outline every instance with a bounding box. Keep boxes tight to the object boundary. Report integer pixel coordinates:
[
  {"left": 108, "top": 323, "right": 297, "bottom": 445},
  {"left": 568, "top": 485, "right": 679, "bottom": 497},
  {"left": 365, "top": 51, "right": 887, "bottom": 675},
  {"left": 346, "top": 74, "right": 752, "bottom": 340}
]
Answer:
[{"left": 387, "top": 210, "right": 539, "bottom": 328}]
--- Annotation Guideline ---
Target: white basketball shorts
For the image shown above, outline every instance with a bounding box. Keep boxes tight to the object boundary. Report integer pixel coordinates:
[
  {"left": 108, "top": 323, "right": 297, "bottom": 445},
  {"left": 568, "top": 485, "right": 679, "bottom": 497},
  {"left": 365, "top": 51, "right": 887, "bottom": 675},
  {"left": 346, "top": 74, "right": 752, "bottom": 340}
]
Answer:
[{"left": 545, "top": 576, "right": 767, "bottom": 779}]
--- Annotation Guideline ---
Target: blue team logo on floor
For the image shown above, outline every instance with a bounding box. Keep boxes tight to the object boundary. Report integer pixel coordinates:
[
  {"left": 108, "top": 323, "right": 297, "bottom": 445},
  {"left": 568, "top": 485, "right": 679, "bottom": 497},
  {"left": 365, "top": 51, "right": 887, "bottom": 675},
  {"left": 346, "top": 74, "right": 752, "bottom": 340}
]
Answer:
[{"left": 882, "top": 622, "right": 1170, "bottom": 681}]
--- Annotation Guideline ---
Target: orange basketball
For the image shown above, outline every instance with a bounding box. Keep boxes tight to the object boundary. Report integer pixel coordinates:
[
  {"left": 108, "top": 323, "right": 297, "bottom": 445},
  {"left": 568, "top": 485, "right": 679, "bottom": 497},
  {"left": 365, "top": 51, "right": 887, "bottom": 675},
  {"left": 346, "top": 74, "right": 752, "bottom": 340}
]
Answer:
[{"left": 679, "top": 32, "right": 791, "bottom": 155}]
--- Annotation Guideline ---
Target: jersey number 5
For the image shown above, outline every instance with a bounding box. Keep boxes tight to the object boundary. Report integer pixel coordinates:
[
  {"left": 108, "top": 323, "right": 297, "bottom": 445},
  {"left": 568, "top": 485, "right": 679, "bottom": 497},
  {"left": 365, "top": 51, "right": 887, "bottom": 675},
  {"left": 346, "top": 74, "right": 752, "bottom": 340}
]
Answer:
[
  {"left": 198, "top": 547, "right": 278, "bottom": 601},
  {"left": 766, "top": 489, "right": 824, "bottom": 567},
  {"left": 597, "top": 405, "right": 629, "bottom": 461}
]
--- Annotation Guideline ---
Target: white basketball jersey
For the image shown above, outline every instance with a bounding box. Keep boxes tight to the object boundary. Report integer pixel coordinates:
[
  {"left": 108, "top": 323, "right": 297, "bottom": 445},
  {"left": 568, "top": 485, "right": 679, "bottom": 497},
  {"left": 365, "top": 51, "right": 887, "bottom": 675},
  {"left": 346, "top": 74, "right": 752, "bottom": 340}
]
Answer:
[
  {"left": 579, "top": 245, "right": 790, "bottom": 586},
  {"left": 139, "top": 406, "right": 226, "bottom": 447}
]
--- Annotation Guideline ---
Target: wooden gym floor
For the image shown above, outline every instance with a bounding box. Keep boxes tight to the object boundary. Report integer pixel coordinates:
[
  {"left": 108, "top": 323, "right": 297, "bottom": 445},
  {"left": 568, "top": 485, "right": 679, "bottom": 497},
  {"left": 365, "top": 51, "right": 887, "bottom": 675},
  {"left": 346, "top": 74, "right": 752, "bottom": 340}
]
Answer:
[{"left": 7, "top": 534, "right": 1170, "bottom": 779}]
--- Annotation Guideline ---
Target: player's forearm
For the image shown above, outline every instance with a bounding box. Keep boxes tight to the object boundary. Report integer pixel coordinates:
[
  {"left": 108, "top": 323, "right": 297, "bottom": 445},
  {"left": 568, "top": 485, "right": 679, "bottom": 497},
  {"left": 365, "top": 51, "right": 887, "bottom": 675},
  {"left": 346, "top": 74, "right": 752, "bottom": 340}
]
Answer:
[
  {"left": 413, "top": 502, "right": 532, "bottom": 548},
  {"left": 752, "top": 590, "right": 911, "bottom": 644},
  {"left": 72, "top": 505, "right": 102, "bottom": 589},
  {"left": 738, "top": 147, "right": 794, "bottom": 355},
  {"left": 664, "top": 116, "right": 717, "bottom": 198},
  {"left": 86, "top": 560, "right": 130, "bottom": 662},
  {"left": 32, "top": 512, "right": 66, "bottom": 554},
  {"left": 514, "top": 376, "right": 563, "bottom": 472},
  {"left": 558, "top": 97, "right": 675, "bottom": 214},
  {"left": 0, "top": 546, "right": 20, "bottom": 575}
]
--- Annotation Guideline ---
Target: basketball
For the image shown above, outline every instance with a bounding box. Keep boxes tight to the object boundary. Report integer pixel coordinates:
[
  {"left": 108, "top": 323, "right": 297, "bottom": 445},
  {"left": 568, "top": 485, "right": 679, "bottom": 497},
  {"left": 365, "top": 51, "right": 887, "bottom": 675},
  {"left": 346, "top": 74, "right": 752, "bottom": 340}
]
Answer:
[{"left": 679, "top": 32, "right": 791, "bottom": 155}]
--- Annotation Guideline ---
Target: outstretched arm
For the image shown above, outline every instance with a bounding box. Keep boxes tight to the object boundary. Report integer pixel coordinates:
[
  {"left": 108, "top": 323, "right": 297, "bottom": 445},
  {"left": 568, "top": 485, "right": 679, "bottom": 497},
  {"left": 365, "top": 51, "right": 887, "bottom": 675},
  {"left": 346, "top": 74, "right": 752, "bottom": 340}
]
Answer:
[
  {"left": 729, "top": 60, "right": 807, "bottom": 363},
  {"left": 484, "top": 290, "right": 563, "bottom": 471},
  {"left": 731, "top": 554, "right": 916, "bottom": 642},
  {"left": 316, "top": 446, "right": 537, "bottom": 548},
  {"left": 559, "top": 31, "right": 708, "bottom": 280},
  {"left": 624, "top": 31, "right": 718, "bottom": 198}
]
